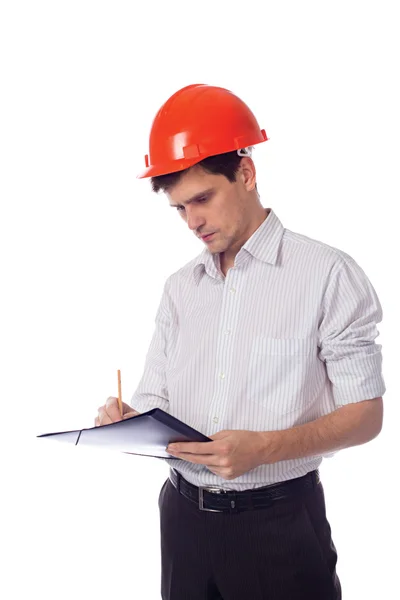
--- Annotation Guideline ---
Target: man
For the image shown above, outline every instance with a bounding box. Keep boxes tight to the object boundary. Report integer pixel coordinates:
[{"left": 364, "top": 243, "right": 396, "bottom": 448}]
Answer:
[{"left": 95, "top": 84, "right": 385, "bottom": 600}]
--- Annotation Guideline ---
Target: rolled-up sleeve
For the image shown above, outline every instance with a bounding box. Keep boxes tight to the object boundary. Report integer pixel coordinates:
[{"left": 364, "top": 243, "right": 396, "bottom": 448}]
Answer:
[
  {"left": 318, "top": 256, "right": 386, "bottom": 406},
  {"left": 129, "top": 278, "right": 172, "bottom": 413}
]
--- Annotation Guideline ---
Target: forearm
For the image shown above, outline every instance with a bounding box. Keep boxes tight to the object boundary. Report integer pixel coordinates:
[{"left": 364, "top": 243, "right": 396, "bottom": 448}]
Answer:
[{"left": 264, "top": 399, "right": 383, "bottom": 463}]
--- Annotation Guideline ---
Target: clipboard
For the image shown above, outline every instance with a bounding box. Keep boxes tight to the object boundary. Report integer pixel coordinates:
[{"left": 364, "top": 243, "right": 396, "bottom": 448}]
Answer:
[{"left": 37, "top": 408, "right": 212, "bottom": 459}]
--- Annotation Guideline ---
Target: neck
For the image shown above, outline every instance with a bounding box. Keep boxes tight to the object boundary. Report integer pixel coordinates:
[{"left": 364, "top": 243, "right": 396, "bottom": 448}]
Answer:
[{"left": 220, "top": 207, "right": 270, "bottom": 273}]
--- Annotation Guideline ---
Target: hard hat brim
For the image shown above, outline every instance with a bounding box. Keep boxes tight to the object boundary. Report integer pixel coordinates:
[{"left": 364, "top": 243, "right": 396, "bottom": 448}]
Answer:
[{"left": 136, "top": 156, "right": 204, "bottom": 179}]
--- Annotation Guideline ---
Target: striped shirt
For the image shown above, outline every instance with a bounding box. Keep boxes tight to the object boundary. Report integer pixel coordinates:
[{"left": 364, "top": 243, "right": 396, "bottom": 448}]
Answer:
[{"left": 130, "top": 207, "right": 386, "bottom": 490}]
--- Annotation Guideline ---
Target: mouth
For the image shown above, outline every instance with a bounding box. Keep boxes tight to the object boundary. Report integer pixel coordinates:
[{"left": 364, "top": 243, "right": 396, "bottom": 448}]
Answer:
[{"left": 201, "top": 232, "right": 215, "bottom": 242}]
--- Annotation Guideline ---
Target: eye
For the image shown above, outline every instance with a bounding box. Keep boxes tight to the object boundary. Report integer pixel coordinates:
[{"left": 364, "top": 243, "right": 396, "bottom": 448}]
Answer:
[{"left": 176, "top": 197, "right": 207, "bottom": 212}]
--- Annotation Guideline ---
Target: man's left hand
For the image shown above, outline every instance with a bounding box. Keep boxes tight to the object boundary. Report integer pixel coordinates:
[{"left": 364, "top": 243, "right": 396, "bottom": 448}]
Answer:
[{"left": 166, "top": 430, "right": 278, "bottom": 480}]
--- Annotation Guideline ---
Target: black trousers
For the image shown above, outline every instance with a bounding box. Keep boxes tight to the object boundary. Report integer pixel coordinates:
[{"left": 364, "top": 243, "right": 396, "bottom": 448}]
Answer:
[{"left": 158, "top": 472, "right": 342, "bottom": 600}]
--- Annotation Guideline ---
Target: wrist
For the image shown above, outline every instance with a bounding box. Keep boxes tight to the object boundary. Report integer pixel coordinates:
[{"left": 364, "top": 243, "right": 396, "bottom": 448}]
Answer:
[{"left": 258, "top": 430, "right": 284, "bottom": 464}]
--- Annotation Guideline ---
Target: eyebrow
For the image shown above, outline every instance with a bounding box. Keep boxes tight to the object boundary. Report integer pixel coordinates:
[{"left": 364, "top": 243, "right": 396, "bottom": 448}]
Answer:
[{"left": 169, "top": 188, "right": 215, "bottom": 208}]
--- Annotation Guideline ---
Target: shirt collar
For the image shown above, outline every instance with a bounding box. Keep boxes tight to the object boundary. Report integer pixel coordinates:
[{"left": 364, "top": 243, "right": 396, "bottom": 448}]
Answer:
[{"left": 192, "top": 208, "right": 285, "bottom": 285}]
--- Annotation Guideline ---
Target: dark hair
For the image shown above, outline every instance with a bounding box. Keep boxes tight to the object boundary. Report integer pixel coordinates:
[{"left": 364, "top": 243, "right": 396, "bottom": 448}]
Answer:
[{"left": 150, "top": 149, "right": 247, "bottom": 194}]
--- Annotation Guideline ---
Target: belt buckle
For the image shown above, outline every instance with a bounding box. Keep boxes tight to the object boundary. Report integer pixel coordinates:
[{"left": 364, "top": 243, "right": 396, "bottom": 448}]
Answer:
[{"left": 198, "top": 486, "right": 225, "bottom": 512}]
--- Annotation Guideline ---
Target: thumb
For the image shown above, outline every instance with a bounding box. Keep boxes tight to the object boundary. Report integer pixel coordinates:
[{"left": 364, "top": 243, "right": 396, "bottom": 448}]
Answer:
[
  {"left": 122, "top": 410, "right": 140, "bottom": 420},
  {"left": 208, "top": 430, "right": 228, "bottom": 441},
  {"left": 121, "top": 401, "right": 135, "bottom": 414}
]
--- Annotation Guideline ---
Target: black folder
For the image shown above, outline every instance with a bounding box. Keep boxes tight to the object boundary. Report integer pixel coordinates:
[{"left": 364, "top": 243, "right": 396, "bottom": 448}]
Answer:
[{"left": 37, "top": 408, "right": 212, "bottom": 460}]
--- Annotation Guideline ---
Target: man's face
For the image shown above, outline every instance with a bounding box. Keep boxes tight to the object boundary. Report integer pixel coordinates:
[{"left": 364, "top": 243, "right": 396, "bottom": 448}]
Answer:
[{"left": 166, "top": 164, "right": 252, "bottom": 256}]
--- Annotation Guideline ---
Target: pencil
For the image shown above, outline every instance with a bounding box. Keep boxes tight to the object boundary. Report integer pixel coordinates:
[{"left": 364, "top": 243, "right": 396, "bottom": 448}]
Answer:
[{"left": 117, "top": 369, "right": 123, "bottom": 416}]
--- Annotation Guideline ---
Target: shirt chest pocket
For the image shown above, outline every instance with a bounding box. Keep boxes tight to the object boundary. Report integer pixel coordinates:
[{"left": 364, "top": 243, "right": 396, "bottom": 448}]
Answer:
[{"left": 246, "top": 337, "right": 317, "bottom": 416}]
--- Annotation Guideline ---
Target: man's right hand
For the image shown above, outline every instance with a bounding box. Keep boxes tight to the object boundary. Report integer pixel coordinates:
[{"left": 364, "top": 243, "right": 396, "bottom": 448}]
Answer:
[{"left": 95, "top": 396, "right": 140, "bottom": 426}]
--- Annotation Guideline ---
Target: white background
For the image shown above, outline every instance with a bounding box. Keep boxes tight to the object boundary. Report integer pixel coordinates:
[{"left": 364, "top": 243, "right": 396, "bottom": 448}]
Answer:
[{"left": 1, "top": 1, "right": 399, "bottom": 598}]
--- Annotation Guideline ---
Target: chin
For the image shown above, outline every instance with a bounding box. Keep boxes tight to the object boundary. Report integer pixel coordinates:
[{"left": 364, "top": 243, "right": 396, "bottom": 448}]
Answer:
[{"left": 210, "top": 244, "right": 226, "bottom": 255}]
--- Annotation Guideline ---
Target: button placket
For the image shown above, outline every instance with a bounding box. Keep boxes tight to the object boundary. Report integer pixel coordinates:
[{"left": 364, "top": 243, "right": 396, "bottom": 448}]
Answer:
[{"left": 208, "top": 269, "right": 240, "bottom": 432}]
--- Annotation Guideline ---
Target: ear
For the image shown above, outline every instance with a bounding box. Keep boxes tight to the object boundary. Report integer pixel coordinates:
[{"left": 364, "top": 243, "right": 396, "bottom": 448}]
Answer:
[{"left": 238, "top": 157, "right": 257, "bottom": 191}]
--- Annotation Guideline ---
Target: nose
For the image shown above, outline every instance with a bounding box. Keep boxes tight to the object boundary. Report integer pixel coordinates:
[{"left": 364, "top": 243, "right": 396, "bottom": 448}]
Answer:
[{"left": 186, "top": 208, "right": 205, "bottom": 232}]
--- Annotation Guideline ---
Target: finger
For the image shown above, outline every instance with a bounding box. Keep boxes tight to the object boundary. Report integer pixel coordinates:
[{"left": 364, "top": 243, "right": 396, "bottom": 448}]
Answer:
[
  {"left": 169, "top": 441, "right": 215, "bottom": 455},
  {"left": 98, "top": 407, "right": 113, "bottom": 425},
  {"left": 167, "top": 451, "right": 220, "bottom": 466},
  {"left": 208, "top": 469, "right": 229, "bottom": 480},
  {"left": 122, "top": 411, "right": 139, "bottom": 419},
  {"left": 207, "top": 468, "right": 221, "bottom": 476},
  {"left": 105, "top": 396, "right": 123, "bottom": 422},
  {"left": 94, "top": 416, "right": 100, "bottom": 427}
]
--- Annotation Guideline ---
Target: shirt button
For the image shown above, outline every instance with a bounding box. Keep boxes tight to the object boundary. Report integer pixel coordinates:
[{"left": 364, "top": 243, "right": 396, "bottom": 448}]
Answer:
[
  {"left": 213, "top": 416, "right": 219, "bottom": 423},
  {"left": 230, "top": 288, "right": 236, "bottom": 294},
  {"left": 224, "top": 330, "right": 231, "bottom": 336},
  {"left": 219, "top": 373, "right": 225, "bottom": 379}
]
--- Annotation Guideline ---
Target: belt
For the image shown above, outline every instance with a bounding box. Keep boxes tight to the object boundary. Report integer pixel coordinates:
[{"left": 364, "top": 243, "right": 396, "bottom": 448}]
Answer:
[{"left": 169, "top": 468, "right": 320, "bottom": 514}]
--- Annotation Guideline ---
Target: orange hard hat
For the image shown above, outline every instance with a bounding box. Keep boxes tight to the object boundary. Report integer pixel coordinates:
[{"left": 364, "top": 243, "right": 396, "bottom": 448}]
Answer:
[{"left": 137, "top": 84, "right": 268, "bottom": 179}]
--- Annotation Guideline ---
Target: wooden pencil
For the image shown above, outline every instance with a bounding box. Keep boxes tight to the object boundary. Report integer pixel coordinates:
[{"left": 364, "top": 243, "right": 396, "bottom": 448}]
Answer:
[{"left": 117, "top": 369, "right": 123, "bottom": 416}]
